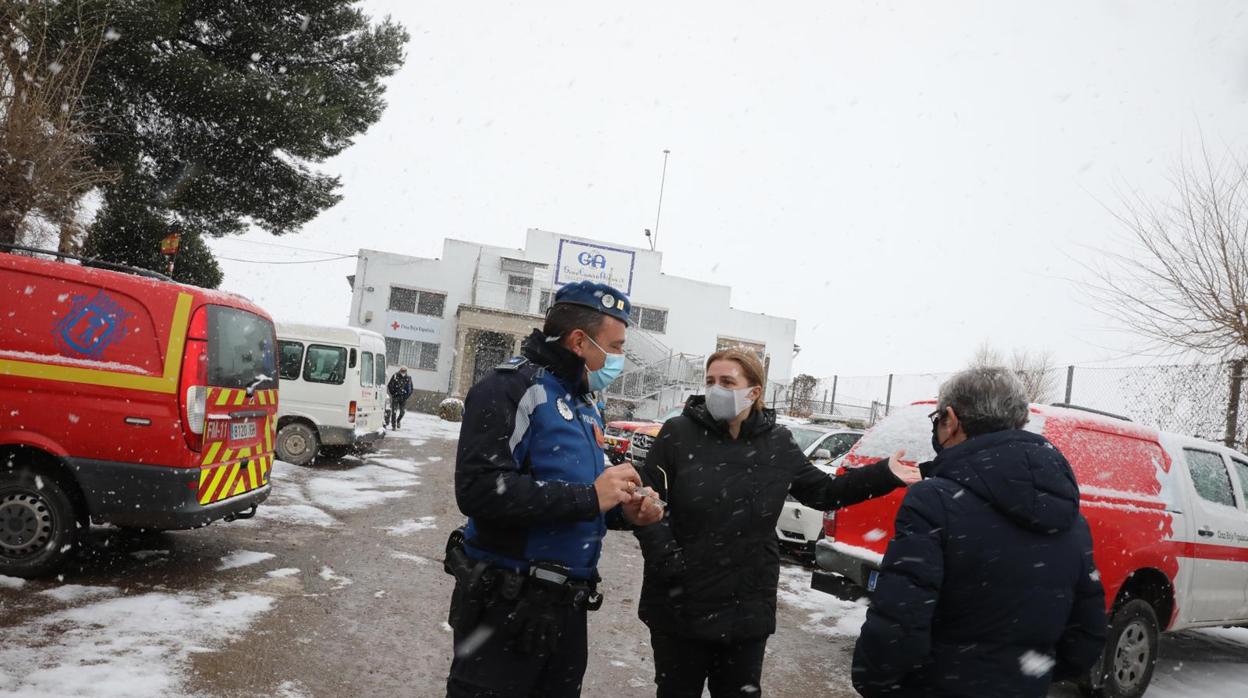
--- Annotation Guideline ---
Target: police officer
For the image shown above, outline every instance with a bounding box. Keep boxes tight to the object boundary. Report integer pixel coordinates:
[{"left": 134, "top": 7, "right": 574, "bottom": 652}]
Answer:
[{"left": 445, "top": 281, "right": 663, "bottom": 697}]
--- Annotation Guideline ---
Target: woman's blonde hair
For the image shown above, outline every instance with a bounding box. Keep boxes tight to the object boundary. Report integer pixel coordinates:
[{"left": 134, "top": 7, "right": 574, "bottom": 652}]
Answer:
[{"left": 705, "top": 348, "right": 768, "bottom": 413}]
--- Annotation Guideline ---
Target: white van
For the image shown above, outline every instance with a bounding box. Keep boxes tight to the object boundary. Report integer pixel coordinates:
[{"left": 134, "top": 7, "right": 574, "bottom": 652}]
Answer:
[{"left": 274, "top": 322, "right": 387, "bottom": 465}]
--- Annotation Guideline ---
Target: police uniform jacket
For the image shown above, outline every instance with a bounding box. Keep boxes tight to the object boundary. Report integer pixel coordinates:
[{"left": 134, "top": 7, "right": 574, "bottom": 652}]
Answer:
[{"left": 456, "top": 329, "right": 620, "bottom": 580}]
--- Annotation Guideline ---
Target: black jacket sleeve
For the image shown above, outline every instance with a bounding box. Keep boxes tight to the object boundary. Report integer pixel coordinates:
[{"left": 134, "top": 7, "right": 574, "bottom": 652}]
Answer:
[
  {"left": 632, "top": 423, "right": 686, "bottom": 581},
  {"left": 789, "top": 452, "right": 904, "bottom": 512},
  {"left": 1054, "top": 518, "right": 1109, "bottom": 681},
  {"left": 852, "top": 482, "right": 947, "bottom": 696},
  {"left": 454, "top": 371, "right": 599, "bottom": 525}
]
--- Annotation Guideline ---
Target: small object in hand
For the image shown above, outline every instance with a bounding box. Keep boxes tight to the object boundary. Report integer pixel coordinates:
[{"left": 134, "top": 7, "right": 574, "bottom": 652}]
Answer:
[{"left": 634, "top": 486, "right": 666, "bottom": 508}]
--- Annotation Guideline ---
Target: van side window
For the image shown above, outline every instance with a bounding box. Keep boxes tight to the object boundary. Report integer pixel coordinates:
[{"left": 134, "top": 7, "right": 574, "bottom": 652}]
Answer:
[
  {"left": 375, "top": 358, "right": 386, "bottom": 385},
  {"left": 304, "top": 345, "right": 347, "bottom": 385},
  {"left": 361, "top": 352, "right": 374, "bottom": 386},
  {"left": 1185, "top": 449, "right": 1237, "bottom": 508},
  {"left": 278, "top": 341, "right": 304, "bottom": 381},
  {"left": 1232, "top": 458, "right": 1248, "bottom": 506}
]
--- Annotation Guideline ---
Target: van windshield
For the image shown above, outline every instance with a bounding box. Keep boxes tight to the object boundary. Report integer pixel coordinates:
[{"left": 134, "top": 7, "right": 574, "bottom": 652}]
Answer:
[{"left": 206, "top": 306, "right": 278, "bottom": 390}]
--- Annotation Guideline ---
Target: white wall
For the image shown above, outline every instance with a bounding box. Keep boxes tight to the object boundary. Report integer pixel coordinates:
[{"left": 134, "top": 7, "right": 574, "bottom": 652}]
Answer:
[{"left": 349, "top": 230, "right": 798, "bottom": 395}]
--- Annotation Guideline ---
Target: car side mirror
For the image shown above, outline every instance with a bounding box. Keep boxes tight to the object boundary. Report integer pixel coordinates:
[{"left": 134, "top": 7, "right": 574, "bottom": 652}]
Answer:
[{"left": 813, "top": 449, "right": 833, "bottom": 461}]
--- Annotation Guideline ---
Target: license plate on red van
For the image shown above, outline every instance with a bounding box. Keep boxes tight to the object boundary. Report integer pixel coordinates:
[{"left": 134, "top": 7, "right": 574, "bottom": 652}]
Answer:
[{"left": 230, "top": 421, "right": 257, "bottom": 442}]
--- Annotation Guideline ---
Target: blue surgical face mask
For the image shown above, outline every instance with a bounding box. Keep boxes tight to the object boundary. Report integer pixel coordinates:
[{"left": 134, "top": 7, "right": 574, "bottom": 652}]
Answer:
[{"left": 584, "top": 335, "right": 625, "bottom": 391}]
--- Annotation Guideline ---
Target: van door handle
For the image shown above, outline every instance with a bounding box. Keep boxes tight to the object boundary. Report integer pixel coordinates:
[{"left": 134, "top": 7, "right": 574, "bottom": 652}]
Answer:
[{"left": 1198, "top": 528, "right": 1215, "bottom": 538}]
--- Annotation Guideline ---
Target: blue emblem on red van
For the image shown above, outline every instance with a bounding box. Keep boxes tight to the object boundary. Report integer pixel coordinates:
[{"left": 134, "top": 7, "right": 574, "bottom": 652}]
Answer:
[{"left": 55, "top": 291, "right": 132, "bottom": 357}]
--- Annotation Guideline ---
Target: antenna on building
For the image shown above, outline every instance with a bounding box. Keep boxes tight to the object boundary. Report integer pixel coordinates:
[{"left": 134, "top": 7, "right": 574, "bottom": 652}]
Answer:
[{"left": 649, "top": 149, "right": 671, "bottom": 251}]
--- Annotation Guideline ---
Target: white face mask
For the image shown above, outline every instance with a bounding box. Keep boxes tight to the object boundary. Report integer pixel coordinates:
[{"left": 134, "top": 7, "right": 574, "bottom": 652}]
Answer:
[{"left": 705, "top": 384, "right": 756, "bottom": 422}]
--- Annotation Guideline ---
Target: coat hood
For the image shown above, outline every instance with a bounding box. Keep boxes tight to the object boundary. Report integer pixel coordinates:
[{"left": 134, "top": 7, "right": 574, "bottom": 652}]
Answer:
[{"left": 927, "top": 429, "right": 1080, "bottom": 534}]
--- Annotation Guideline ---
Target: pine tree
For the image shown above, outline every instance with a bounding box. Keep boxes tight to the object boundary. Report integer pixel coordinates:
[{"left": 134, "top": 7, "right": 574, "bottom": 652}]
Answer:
[{"left": 71, "top": 0, "right": 407, "bottom": 285}]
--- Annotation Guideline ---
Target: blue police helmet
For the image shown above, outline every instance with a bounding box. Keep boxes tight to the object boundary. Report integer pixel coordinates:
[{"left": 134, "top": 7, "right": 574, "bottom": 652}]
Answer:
[{"left": 552, "top": 281, "right": 631, "bottom": 327}]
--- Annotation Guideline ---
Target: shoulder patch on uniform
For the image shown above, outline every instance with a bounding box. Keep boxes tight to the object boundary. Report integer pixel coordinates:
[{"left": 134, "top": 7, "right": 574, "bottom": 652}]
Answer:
[{"left": 496, "top": 357, "right": 529, "bottom": 372}]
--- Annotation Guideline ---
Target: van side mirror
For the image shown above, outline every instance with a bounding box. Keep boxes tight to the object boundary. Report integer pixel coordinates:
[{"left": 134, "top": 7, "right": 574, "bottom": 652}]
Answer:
[{"left": 813, "top": 449, "right": 833, "bottom": 461}]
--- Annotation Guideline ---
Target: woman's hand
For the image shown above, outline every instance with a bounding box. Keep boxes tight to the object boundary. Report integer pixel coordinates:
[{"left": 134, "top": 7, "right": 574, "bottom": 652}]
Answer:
[
  {"left": 888, "top": 450, "right": 922, "bottom": 485},
  {"left": 622, "top": 487, "right": 664, "bottom": 526}
]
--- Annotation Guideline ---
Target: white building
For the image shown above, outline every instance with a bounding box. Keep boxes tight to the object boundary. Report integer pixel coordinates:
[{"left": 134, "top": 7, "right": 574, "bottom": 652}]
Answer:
[{"left": 347, "top": 229, "right": 797, "bottom": 418}]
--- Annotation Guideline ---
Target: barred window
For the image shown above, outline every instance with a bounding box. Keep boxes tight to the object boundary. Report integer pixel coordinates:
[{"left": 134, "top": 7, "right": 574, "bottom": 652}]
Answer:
[
  {"left": 628, "top": 304, "right": 668, "bottom": 333},
  {"left": 384, "top": 337, "right": 440, "bottom": 371},
  {"left": 389, "top": 286, "right": 446, "bottom": 318}
]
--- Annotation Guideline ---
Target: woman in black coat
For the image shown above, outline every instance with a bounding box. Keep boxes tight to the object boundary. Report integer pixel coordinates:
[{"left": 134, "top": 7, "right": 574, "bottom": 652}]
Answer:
[{"left": 634, "top": 349, "right": 920, "bottom": 697}]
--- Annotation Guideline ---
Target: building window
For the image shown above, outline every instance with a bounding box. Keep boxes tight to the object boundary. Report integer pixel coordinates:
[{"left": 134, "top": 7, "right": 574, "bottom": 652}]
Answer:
[
  {"left": 385, "top": 337, "right": 440, "bottom": 372},
  {"left": 505, "top": 275, "right": 533, "bottom": 314},
  {"left": 717, "top": 337, "right": 766, "bottom": 361},
  {"left": 389, "top": 286, "right": 446, "bottom": 318},
  {"left": 539, "top": 290, "right": 553, "bottom": 315},
  {"left": 628, "top": 305, "right": 668, "bottom": 333}
]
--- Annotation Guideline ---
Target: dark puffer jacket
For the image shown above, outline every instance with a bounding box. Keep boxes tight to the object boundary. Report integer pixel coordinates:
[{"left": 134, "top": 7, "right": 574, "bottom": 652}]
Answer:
[
  {"left": 634, "top": 397, "right": 904, "bottom": 642},
  {"left": 852, "top": 429, "right": 1107, "bottom": 698}
]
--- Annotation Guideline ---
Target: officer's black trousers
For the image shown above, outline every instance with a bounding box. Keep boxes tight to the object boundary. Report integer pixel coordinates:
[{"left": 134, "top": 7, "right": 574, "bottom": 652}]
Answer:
[
  {"left": 649, "top": 630, "right": 769, "bottom": 697},
  {"left": 446, "top": 597, "right": 587, "bottom": 698}
]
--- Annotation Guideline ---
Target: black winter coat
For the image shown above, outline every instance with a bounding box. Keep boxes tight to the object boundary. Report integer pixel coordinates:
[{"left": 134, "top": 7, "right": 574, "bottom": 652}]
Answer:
[
  {"left": 634, "top": 397, "right": 904, "bottom": 643},
  {"left": 852, "top": 429, "right": 1107, "bottom": 698},
  {"left": 387, "top": 372, "right": 413, "bottom": 401}
]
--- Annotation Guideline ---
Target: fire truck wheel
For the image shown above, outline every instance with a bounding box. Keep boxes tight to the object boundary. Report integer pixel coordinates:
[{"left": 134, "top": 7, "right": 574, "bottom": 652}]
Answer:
[
  {"left": 1087, "top": 599, "right": 1159, "bottom": 698},
  {"left": 277, "top": 422, "right": 319, "bottom": 467},
  {"left": 0, "top": 469, "right": 77, "bottom": 579}
]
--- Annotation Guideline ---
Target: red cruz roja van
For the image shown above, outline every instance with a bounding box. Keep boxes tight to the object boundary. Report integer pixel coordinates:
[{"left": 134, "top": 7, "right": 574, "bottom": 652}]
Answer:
[
  {"left": 0, "top": 249, "right": 279, "bottom": 577},
  {"left": 812, "top": 401, "right": 1248, "bottom": 698}
]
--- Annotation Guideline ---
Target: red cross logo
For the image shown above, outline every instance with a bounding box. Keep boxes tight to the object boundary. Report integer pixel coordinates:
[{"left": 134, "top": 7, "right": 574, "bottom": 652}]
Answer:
[{"left": 391, "top": 321, "right": 400, "bottom": 331}]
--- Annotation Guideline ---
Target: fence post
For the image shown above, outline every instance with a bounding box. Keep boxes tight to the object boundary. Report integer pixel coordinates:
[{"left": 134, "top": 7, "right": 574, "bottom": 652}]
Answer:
[
  {"left": 830, "top": 375, "right": 838, "bottom": 416},
  {"left": 1064, "top": 365, "right": 1075, "bottom": 404},
  {"left": 885, "top": 374, "right": 894, "bottom": 416},
  {"left": 1226, "top": 358, "right": 1245, "bottom": 449},
  {"left": 821, "top": 390, "right": 828, "bottom": 414}
]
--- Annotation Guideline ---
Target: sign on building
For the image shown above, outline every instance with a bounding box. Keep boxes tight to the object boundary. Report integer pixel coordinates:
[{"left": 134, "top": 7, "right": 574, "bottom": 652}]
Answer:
[
  {"left": 385, "top": 312, "right": 443, "bottom": 342},
  {"left": 554, "top": 239, "right": 636, "bottom": 294}
]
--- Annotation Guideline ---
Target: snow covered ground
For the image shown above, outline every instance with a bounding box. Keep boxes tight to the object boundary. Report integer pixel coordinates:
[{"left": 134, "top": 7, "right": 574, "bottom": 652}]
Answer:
[
  {"left": 3, "top": 413, "right": 1248, "bottom": 696},
  {"left": 0, "top": 425, "right": 440, "bottom": 698}
]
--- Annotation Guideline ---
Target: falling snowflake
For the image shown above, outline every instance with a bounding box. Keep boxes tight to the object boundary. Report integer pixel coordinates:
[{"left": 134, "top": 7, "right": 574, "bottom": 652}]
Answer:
[{"left": 1019, "top": 650, "right": 1055, "bottom": 677}]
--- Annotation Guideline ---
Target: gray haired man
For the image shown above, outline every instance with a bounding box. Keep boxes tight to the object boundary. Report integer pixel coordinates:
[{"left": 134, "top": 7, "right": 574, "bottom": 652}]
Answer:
[{"left": 852, "top": 366, "right": 1107, "bottom": 697}]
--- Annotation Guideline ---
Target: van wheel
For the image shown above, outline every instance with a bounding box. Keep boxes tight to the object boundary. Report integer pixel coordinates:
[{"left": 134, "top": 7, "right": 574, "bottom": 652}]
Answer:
[
  {"left": 276, "top": 423, "right": 319, "bottom": 466},
  {"left": 0, "top": 469, "right": 78, "bottom": 578},
  {"left": 1088, "top": 599, "right": 1159, "bottom": 698}
]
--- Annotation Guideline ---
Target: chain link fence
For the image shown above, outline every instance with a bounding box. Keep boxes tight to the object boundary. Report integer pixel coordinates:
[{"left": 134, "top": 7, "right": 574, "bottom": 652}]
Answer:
[{"left": 771, "top": 361, "right": 1248, "bottom": 449}]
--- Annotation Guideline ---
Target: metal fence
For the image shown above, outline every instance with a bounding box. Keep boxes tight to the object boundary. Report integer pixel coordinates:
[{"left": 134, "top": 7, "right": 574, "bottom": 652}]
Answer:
[{"left": 770, "top": 360, "right": 1248, "bottom": 448}]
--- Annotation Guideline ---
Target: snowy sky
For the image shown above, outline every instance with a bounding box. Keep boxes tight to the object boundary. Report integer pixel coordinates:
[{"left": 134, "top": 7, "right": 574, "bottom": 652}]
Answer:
[{"left": 208, "top": 0, "right": 1248, "bottom": 378}]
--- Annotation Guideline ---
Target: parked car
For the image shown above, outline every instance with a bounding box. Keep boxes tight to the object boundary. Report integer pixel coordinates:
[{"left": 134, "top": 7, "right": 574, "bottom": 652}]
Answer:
[
  {"left": 604, "top": 419, "right": 654, "bottom": 465},
  {"left": 275, "top": 322, "right": 387, "bottom": 465},
  {"left": 0, "top": 247, "right": 279, "bottom": 577},
  {"left": 775, "top": 425, "right": 864, "bottom": 553},
  {"left": 812, "top": 401, "right": 1248, "bottom": 698},
  {"left": 626, "top": 407, "right": 685, "bottom": 464}
]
